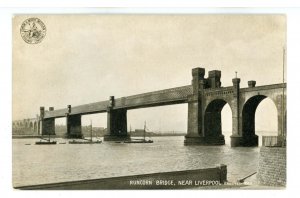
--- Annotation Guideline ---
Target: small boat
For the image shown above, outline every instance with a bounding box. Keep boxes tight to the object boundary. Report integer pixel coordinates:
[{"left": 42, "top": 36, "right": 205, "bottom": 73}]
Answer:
[
  {"left": 124, "top": 121, "right": 153, "bottom": 144},
  {"left": 68, "top": 120, "right": 102, "bottom": 144},
  {"left": 69, "top": 139, "right": 102, "bottom": 144},
  {"left": 36, "top": 141, "right": 57, "bottom": 145},
  {"left": 35, "top": 134, "right": 57, "bottom": 145},
  {"left": 124, "top": 139, "right": 153, "bottom": 144}
]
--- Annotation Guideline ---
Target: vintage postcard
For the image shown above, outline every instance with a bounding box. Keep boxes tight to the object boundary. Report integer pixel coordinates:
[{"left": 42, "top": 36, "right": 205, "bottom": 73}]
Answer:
[{"left": 12, "top": 14, "right": 286, "bottom": 189}]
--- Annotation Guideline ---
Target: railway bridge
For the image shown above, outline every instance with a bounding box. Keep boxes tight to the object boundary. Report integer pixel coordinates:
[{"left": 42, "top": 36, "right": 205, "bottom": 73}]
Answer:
[{"left": 15, "top": 67, "right": 286, "bottom": 146}]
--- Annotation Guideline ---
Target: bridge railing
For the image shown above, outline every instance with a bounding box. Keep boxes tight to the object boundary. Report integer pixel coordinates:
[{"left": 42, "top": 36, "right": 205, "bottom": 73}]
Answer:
[
  {"left": 204, "top": 86, "right": 234, "bottom": 97},
  {"left": 240, "top": 83, "right": 286, "bottom": 93},
  {"left": 262, "top": 136, "right": 286, "bottom": 147}
]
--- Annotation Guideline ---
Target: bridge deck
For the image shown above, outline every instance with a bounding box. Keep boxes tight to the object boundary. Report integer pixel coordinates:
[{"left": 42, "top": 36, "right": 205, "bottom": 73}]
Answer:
[
  {"left": 44, "top": 85, "right": 193, "bottom": 119},
  {"left": 240, "top": 83, "right": 286, "bottom": 92}
]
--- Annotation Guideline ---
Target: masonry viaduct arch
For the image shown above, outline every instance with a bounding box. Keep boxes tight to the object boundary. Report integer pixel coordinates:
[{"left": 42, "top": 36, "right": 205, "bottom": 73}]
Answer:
[
  {"left": 27, "top": 67, "right": 286, "bottom": 147},
  {"left": 203, "top": 99, "right": 232, "bottom": 145},
  {"left": 239, "top": 88, "right": 285, "bottom": 146},
  {"left": 12, "top": 118, "right": 40, "bottom": 135}
]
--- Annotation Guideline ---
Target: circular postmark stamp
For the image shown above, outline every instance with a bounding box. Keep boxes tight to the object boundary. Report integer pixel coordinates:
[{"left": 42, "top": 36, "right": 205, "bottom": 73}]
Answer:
[{"left": 20, "top": 18, "right": 46, "bottom": 44}]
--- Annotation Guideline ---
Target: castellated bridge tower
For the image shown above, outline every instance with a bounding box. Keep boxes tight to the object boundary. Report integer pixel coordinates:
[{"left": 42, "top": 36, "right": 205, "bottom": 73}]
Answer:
[
  {"left": 185, "top": 68, "right": 229, "bottom": 145},
  {"left": 184, "top": 67, "right": 250, "bottom": 146},
  {"left": 184, "top": 67, "right": 286, "bottom": 146}
]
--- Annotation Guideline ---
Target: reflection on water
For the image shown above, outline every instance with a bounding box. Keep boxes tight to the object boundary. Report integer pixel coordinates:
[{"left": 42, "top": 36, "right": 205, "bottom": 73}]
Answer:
[{"left": 12, "top": 135, "right": 269, "bottom": 187}]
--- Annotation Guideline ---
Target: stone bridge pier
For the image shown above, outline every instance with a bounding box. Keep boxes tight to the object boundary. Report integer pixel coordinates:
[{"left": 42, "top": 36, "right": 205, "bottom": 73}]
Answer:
[
  {"left": 66, "top": 105, "right": 83, "bottom": 138},
  {"left": 40, "top": 107, "right": 55, "bottom": 135},
  {"left": 104, "top": 96, "right": 130, "bottom": 141}
]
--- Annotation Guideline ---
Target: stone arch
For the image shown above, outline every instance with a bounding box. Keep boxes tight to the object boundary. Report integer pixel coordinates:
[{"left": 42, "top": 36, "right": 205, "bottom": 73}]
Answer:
[
  {"left": 204, "top": 99, "right": 232, "bottom": 144},
  {"left": 29, "top": 122, "right": 33, "bottom": 128},
  {"left": 241, "top": 95, "right": 278, "bottom": 146}
]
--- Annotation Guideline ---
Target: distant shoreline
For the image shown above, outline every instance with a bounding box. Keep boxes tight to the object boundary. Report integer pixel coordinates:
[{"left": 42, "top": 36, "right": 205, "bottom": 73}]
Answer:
[
  {"left": 13, "top": 135, "right": 42, "bottom": 139},
  {"left": 12, "top": 134, "right": 185, "bottom": 139}
]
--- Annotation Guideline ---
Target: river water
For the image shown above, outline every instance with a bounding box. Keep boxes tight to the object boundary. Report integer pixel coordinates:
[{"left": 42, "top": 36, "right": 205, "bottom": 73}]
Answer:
[{"left": 13, "top": 136, "right": 262, "bottom": 187}]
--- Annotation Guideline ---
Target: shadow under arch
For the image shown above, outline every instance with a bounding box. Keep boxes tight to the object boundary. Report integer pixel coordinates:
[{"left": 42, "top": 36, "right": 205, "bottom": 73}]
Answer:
[
  {"left": 242, "top": 95, "right": 277, "bottom": 146},
  {"left": 33, "top": 121, "right": 37, "bottom": 133},
  {"left": 204, "top": 99, "right": 232, "bottom": 145}
]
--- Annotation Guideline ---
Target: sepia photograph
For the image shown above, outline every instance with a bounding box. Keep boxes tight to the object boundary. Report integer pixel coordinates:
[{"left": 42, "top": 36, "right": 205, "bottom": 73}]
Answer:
[{"left": 12, "top": 14, "right": 286, "bottom": 190}]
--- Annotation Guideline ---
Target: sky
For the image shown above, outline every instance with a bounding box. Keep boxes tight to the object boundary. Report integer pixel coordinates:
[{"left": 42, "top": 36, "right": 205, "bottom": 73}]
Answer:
[{"left": 12, "top": 14, "right": 286, "bottom": 133}]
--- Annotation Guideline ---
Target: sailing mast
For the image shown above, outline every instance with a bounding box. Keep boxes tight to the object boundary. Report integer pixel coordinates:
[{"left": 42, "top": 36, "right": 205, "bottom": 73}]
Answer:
[
  {"left": 144, "top": 121, "right": 146, "bottom": 141},
  {"left": 282, "top": 47, "right": 286, "bottom": 141},
  {"left": 130, "top": 124, "right": 132, "bottom": 136},
  {"left": 90, "top": 120, "right": 93, "bottom": 142}
]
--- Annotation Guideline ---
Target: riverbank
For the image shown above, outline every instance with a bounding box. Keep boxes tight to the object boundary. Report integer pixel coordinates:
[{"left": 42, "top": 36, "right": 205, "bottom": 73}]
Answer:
[
  {"left": 15, "top": 165, "right": 227, "bottom": 190},
  {"left": 12, "top": 135, "right": 41, "bottom": 139}
]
